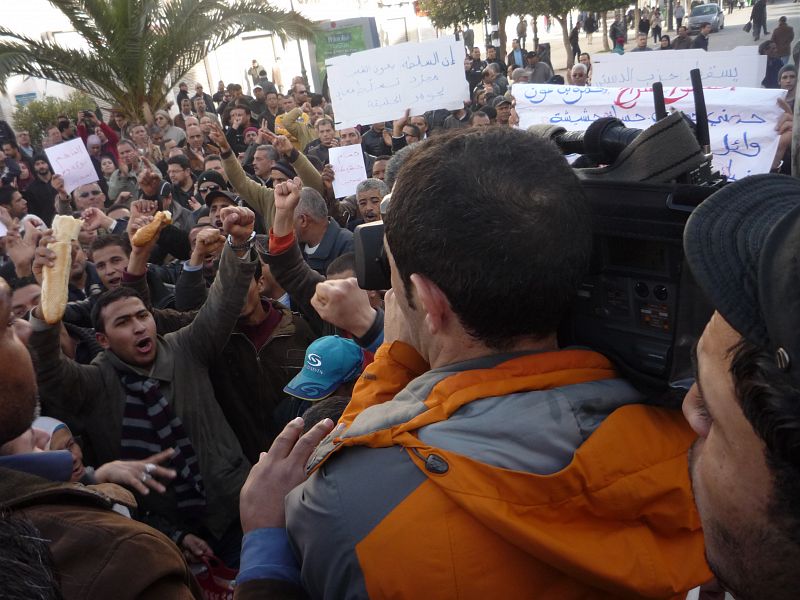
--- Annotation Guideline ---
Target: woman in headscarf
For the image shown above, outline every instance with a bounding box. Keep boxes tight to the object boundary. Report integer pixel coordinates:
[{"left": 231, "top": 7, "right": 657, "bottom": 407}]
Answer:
[{"left": 33, "top": 416, "right": 176, "bottom": 493}]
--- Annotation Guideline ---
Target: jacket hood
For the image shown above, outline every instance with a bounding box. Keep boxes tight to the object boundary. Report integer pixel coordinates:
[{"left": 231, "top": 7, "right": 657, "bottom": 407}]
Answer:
[{"left": 315, "top": 348, "right": 710, "bottom": 597}]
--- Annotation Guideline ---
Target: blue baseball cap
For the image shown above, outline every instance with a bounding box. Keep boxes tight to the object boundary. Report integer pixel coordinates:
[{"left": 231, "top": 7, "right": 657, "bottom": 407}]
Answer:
[{"left": 284, "top": 336, "right": 365, "bottom": 401}]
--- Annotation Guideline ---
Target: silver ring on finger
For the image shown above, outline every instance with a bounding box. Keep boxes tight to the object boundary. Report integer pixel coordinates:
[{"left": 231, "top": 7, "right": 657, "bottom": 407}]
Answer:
[
  {"left": 145, "top": 463, "right": 156, "bottom": 474},
  {"left": 140, "top": 472, "right": 150, "bottom": 482}
]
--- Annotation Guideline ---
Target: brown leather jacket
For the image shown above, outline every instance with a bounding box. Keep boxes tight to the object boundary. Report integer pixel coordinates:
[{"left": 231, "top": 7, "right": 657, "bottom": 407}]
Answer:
[{"left": 0, "top": 466, "right": 202, "bottom": 599}]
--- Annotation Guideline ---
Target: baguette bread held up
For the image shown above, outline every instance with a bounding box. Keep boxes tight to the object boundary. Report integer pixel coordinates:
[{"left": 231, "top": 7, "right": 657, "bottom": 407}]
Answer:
[
  {"left": 41, "top": 215, "right": 83, "bottom": 324},
  {"left": 131, "top": 210, "right": 172, "bottom": 247}
]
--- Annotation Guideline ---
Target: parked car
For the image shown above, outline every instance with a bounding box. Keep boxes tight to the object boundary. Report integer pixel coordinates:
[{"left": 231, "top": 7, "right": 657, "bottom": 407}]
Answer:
[{"left": 687, "top": 3, "right": 725, "bottom": 34}]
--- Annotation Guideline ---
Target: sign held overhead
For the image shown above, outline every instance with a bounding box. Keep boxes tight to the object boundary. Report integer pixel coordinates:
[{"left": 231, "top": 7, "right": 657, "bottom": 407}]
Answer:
[{"left": 326, "top": 36, "right": 470, "bottom": 129}]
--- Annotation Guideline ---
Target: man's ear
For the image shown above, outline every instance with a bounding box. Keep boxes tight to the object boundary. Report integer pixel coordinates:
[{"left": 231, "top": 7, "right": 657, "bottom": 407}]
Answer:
[
  {"left": 410, "top": 273, "right": 451, "bottom": 336},
  {"left": 95, "top": 331, "right": 110, "bottom": 349}
]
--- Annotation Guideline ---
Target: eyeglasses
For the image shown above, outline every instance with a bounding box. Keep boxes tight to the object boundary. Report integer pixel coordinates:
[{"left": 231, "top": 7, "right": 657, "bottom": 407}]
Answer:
[
  {"left": 199, "top": 184, "right": 221, "bottom": 194},
  {"left": 78, "top": 189, "right": 103, "bottom": 198}
]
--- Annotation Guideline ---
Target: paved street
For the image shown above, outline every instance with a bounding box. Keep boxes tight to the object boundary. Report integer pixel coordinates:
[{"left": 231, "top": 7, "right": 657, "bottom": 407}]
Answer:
[{"left": 500, "top": 0, "right": 800, "bottom": 74}]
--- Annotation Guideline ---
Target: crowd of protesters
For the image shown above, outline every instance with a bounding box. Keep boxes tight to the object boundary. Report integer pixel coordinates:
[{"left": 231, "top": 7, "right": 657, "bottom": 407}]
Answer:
[{"left": 0, "top": 48, "right": 798, "bottom": 600}]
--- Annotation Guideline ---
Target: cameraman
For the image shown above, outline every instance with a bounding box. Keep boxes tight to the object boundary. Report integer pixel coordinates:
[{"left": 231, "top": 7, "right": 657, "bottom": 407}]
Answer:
[
  {"left": 236, "top": 128, "right": 710, "bottom": 597},
  {"left": 681, "top": 174, "right": 800, "bottom": 599}
]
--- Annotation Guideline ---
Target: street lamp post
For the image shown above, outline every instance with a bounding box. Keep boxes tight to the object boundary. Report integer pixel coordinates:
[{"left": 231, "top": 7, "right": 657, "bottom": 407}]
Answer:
[{"left": 288, "top": 0, "right": 308, "bottom": 84}]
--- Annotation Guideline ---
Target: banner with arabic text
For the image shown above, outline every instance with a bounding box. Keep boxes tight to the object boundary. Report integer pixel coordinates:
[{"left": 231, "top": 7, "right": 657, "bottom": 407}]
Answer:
[
  {"left": 591, "top": 48, "right": 765, "bottom": 88},
  {"left": 514, "top": 84, "right": 786, "bottom": 180}
]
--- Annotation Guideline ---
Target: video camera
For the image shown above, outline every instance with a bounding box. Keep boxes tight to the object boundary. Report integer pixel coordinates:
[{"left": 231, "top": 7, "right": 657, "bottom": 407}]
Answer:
[{"left": 354, "top": 72, "right": 722, "bottom": 394}]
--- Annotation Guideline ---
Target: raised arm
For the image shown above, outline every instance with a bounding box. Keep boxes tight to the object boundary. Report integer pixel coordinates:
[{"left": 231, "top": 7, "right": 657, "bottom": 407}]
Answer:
[
  {"left": 266, "top": 178, "right": 326, "bottom": 334},
  {"left": 173, "top": 228, "right": 221, "bottom": 311},
  {"left": 210, "top": 124, "right": 322, "bottom": 230},
  {"left": 30, "top": 232, "right": 104, "bottom": 417},
  {"left": 170, "top": 207, "right": 257, "bottom": 363}
]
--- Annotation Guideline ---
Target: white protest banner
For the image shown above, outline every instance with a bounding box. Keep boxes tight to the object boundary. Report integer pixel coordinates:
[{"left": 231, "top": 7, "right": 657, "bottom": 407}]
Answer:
[
  {"left": 44, "top": 138, "right": 98, "bottom": 194},
  {"left": 513, "top": 84, "right": 785, "bottom": 181},
  {"left": 326, "top": 36, "right": 470, "bottom": 129},
  {"left": 329, "top": 145, "right": 368, "bottom": 198},
  {"left": 591, "top": 48, "right": 766, "bottom": 88}
]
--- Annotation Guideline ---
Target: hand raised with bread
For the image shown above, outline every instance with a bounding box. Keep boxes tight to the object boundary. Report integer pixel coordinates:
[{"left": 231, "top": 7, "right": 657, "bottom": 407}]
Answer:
[
  {"left": 131, "top": 210, "right": 171, "bottom": 247},
  {"left": 37, "top": 216, "right": 82, "bottom": 324}
]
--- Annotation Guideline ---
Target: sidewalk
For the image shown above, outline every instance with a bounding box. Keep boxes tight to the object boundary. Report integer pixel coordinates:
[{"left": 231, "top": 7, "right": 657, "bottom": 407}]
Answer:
[{"left": 503, "top": 0, "right": 799, "bottom": 77}]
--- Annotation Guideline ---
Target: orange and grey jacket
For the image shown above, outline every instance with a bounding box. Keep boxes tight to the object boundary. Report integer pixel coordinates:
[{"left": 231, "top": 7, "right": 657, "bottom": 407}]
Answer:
[{"left": 286, "top": 342, "right": 711, "bottom": 599}]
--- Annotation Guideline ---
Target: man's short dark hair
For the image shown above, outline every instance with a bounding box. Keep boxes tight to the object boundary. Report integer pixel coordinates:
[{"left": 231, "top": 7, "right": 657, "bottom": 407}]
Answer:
[
  {"left": 89, "top": 234, "right": 131, "bottom": 259},
  {"left": 385, "top": 128, "right": 592, "bottom": 350},
  {"left": 204, "top": 154, "right": 222, "bottom": 164},
  {"left": 3, "top": 140, "right": 19, "bottom": 151},
  {"left": 326, "top": 252, "right": 356, "bottom": 277},
  {"left": 0, "top": 186, "right": 16, "bottom": 206},
  {"left": 374, "top": 155, "right": 391, "bottom": 163},
  {"left": 310, "top": 94, "right": 325, "bottom": 107},
  {"left": 166, "top": 155, "right": 190, "bottom": 170},
  {"left": 468, "top": 111, "right": 489, "bottom": 125},
  {"left": 402, "top": 124, "right": 421, "bottom": 139},
  {"left": 232, "top": 99, "right": 252, "bottom": 112},
  {"left": 720, "top": 339, "right": 800, "bottom": 593},
  {"left": 91, "top": 286, "right": 144, "bottom": 333},
  {"left": 302, "top": 396, "right": 350, "bottom": 432}
]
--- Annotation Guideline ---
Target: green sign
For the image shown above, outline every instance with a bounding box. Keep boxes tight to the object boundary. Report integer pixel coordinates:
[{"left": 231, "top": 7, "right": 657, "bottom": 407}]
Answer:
[
  {"left": 314, "top": 25, "right": 367, "bottom": 79},
  {"left": 309, "top": 18, "right": 379, "bottom": 92}
]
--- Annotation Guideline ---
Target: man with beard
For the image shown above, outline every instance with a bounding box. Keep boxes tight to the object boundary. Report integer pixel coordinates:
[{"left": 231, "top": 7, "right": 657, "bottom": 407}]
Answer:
[
  {"left": 681, "top": 174, "right": 800, "bottom": 599},
  {"left": 166, "top": 155, "right": 196, "bottom": 210},
  {"left": 22, "top": 156, "right": 58, "bottom": 225}
]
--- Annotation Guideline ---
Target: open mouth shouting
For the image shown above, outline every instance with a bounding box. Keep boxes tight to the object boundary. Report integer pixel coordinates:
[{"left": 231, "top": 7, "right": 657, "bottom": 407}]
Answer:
[{"left": 135, "top": 336, "right": 154, "bottom": 355}]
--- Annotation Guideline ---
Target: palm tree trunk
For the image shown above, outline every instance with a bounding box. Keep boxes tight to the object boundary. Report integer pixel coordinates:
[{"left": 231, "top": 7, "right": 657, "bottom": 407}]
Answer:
[{"left": 602, "top": 12, "right": 610, "bottom": 52}]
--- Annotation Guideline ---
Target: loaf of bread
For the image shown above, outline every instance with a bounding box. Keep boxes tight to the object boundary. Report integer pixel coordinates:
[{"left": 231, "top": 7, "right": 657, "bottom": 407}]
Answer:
[
  {"left": 131, "top": 210, "right": 172, "bottom": 247},
  {"left": 41, "top": 215, "right": 82, "bottom": 324}
]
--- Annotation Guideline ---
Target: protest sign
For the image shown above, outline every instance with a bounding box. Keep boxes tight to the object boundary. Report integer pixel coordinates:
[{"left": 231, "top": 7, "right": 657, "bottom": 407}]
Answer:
[
  {"left": 329, "top": 145, "right": 368, "bottom": 198},
  {"left": 513, "top": 84, "right": 785, "bottom": 181},
  {"left": 326, "top": 36, "right": 470, "bottom": 129},
  {"left": 44, "top": 138, "right": 98, "bottom": 194},
  {"left": 591, "top": 48, "right": 766, "bottom": 88}
]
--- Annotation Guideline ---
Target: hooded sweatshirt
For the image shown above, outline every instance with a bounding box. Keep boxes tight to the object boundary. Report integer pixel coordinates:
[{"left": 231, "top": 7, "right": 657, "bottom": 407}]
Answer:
[{"left": 286, "top": 342, "right": 711, "bottom": 599}]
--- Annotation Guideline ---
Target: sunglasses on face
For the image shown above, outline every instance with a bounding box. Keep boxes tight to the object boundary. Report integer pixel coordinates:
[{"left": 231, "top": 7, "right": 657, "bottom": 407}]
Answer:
[
  {"left": 78, "top": 189, "right": 103, "bottom": 198},
  {"left": 199, "top": 185, "right": 221, "bottom": 194}
]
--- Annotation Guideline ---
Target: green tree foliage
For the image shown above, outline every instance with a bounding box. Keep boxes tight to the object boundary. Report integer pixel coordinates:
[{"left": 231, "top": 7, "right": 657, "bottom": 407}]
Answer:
[
  {"left": 0, "top": 0, "right": 314, "bottom": 121},
  {"left": 421, "top": 0, "right": 531, "bottom": 56},
  {"left": 422, "top": 0, "right": 581, "bottom": 69},
  {"left": 579, "top": 0, "right": 629, "bottom": 51},
  {"left": 12, "top": 91, "right": 94, "bottom": 146}
]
